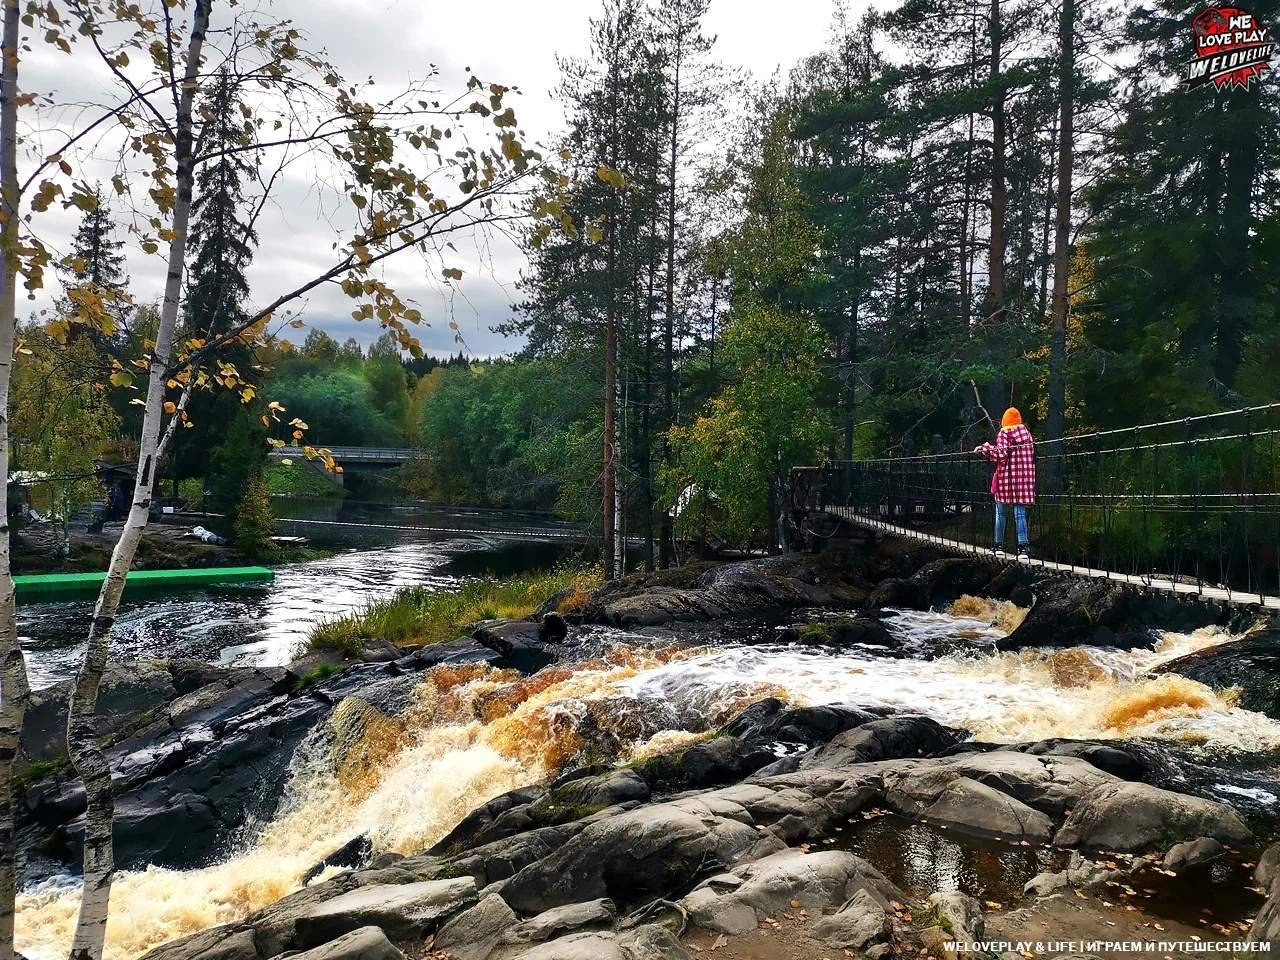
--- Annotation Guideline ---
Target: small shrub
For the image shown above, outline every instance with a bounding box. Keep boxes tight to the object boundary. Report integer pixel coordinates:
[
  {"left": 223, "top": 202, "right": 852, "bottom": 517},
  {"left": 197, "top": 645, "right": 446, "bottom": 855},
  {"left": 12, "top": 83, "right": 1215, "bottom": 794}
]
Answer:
[
  {"left": 234, "top": 472, "right": 276, "bottom": 560},
  {"left": 307, "top": 567, "right": 600, "bottom": 651},
  {"left": 294, "top": 662, "right": 344, "bottom": 690}
]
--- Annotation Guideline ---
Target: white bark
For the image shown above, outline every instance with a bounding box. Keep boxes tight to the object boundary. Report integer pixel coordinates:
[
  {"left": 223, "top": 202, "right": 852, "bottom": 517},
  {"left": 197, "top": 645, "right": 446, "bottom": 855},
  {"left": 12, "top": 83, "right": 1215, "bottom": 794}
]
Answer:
[
  {"left": 65, "top": 3, "right": 211, "bottom": 957},
  {"left": 0, "top": 2, "right": 31, "bottom": 956}
]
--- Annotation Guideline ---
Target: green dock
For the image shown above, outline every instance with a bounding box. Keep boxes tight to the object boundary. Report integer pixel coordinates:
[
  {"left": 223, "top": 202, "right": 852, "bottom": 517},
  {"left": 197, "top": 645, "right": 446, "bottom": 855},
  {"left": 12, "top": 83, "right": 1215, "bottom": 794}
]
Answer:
[{"left": 13, "top": 566, "right": 275, "bottom": 601}]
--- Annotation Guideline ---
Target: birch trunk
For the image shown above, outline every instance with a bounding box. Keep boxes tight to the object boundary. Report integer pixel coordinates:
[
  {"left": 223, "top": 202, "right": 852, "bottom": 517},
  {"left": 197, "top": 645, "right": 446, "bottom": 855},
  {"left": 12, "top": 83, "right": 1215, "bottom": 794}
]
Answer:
[
  {"left": 0, "top": 2, "right": 32, "bottom": 956},
  {"left": 66, "top": 4, "right": 211, "bottom": 957}
]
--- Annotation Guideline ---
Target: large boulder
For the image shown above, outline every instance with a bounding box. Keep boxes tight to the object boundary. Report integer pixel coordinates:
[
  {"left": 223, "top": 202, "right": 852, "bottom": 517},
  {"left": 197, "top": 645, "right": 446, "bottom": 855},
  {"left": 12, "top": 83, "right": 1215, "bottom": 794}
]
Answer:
[
  {"left": 1054, "top": 781, "right": 1252, "bottom": 852},
  {"left": 1251, "top": 843, "right": 1280, "bottom": 943},
  {"left": 681, "top": 849, "right": 903, "bottom": 936},
  {"left": 574, "top": 555, "right": 868, "bottom": 627},
  {"left": 497, "top": 798, "right": 764, "bottom": 913},
  {"left": 291, "top": 927, "right": 406, "bottom": 960},
  {"left": 433, "top": 894, "right": 518, "bottom": 960},
  {"left": 289, "top": 877, "right": 478, "bottom": 948},
  {"left": 1161, "top": 627, "right": 1280, "bottom": 718}
]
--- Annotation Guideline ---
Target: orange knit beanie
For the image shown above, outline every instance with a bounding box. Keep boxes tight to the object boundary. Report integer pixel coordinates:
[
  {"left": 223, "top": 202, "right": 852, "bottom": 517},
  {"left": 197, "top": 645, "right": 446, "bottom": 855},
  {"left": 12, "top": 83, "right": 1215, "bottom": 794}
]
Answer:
[{"left": 1001, "top": 407, "right": 1023, "bottom": 429}]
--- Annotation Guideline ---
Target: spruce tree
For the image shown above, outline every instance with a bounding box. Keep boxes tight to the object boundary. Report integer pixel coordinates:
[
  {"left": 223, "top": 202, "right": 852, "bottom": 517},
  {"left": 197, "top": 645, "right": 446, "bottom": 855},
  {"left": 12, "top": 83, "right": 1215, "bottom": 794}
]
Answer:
[
  {"left": 58, "top": 189, "right": 132, "bottom": 346},
  {"left": 185, "top": 70, "right": 258, "bottom": 341},
  {"left": 173, "top": 69, "right": 259, "bottom": 484}
]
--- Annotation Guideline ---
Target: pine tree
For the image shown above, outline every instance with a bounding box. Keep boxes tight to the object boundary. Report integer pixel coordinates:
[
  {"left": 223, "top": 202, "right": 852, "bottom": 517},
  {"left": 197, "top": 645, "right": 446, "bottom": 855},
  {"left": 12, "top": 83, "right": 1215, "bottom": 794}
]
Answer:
[{"left": 1080, "top": 0, "right": 1280, "bottom": 421}]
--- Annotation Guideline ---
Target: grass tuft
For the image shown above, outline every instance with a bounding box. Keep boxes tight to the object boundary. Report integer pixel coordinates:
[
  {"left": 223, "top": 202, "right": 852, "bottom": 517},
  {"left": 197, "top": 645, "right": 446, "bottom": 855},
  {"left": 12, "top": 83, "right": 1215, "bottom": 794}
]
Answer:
[{"left": 308, "top": 567, "right": 599, "bottom": 653}]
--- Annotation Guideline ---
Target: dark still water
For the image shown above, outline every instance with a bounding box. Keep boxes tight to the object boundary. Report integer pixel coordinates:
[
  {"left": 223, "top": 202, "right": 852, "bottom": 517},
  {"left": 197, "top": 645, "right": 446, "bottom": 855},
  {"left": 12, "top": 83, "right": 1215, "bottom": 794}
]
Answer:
[{"left": 17, "top": 537, "right": 571, "bottom": 690}]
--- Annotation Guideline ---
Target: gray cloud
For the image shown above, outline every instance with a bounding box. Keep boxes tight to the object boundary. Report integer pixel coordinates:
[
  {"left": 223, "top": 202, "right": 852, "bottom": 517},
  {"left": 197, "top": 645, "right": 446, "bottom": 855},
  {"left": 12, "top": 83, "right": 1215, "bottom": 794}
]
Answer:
[{"left": 18, "top": 0, "right": 846, "bottom": 356}]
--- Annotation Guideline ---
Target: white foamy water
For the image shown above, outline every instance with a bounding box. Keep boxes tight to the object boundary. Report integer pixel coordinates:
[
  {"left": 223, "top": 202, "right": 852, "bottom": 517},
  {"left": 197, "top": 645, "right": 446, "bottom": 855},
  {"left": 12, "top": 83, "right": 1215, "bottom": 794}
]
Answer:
[
  {"left": 15, "top": 612, "right": 1277, "bottom": 960},
  {"left": 623, "top": 617, "right": 1280, "bottom": 750}
]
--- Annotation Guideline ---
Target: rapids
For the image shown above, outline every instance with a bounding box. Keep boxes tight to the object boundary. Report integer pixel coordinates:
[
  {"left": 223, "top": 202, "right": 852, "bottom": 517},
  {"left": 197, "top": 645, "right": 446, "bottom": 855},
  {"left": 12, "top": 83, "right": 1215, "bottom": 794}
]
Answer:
[{"left": 14, "top": 608, "right": 1280, "bottom": 960}]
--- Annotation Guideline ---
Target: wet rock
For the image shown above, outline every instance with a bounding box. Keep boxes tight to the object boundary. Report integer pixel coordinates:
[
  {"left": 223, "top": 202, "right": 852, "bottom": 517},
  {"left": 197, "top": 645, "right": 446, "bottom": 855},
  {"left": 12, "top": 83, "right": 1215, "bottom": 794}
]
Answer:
[
  {"left": 864, "top": 556, "right": 1026, "bottom": 611},
  {"left": 922, "top": 777, "right": 1054, "bottom": 841},
  {"left": 681, "top": 849, "right": 904, "bottom": 936},
  {"left": 20, "top": 659, "right": 177, "bottom": 763},
  {"left": 721, "top": 699, "right": 879, "bottom": 751},
  {"left": 290, "top": 877, "right": 478, "bottom": 947},
  {"left": 633, "top": 735, "right": 775, "bottom": 793},
  {"left": 1012, "top": 739, "right": 1149, "bottom": 781},
  {"left": 1250, "top": 843, "right": 1280, "bottom": 943},
  {"left": 541, "top": 612, "right": 569, "bottom": 643},
  {"left": 302, "top": 834, "right": 373, "bottom": 885},
  {"left": 1161, "top": 836, "right": 1224, "bottom": 872},
  {"left": 576, "top": 555, "right": 867, "bottom": 627},
  {"left": 472, "top": 620, "right": 557, "bottom": 673},
  {"left": 498, "top": 798, "right": 762, "bottom": 914},
  {"left": 138, "top": 926, "right": 258, "bottom": 960},
  {"left": 810, "top": 888, "right": 892, "bottom": 950},
  {"left": 1161, "top": 627, "right": 1280, "bottom": 718},
  {"left": 1054, "top": 781, "right": 1252, "bottom": 852},
  {"left": 292, "top": 926, "right": 406, "bottom": 960},
  {"left": 777, "top": 614, "right": 895, "bottom": 650},
  {"left": 503, "top": 899, "right": 617, "bottom": 944},
  {"left": 927, "top": 890, "right": 985, "bottom": 942},
  {"left": 1024, "top": 871, "right": 1069, "bottom": 898},
  {"left": 786, "top": 716, "right": 962, "bottom": 773}
]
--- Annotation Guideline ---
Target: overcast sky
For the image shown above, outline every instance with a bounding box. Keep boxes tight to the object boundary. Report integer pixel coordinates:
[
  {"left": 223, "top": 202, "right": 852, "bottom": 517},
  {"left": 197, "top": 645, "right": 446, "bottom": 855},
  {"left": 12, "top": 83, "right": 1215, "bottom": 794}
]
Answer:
[{"left": 22, "top": 0, "right": 859, "bottom": 358}]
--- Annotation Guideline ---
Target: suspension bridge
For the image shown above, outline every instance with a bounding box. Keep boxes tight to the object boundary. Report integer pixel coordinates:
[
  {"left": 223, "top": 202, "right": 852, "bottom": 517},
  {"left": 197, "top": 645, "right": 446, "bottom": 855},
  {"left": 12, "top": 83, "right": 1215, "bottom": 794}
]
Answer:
[{"left": 790, "top": 405, "right": 1280, "bottom": 610}]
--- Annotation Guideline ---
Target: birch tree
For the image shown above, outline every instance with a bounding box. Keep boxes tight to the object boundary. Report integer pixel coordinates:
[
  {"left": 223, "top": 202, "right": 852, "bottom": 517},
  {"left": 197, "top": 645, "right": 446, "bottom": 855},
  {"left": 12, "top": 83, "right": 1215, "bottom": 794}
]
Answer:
[
  {"left": 0, "top": 2, "right": 564, "bottom": 956},
  {"left": 1, "top": 0, "right": 37, "bottom": 953}
]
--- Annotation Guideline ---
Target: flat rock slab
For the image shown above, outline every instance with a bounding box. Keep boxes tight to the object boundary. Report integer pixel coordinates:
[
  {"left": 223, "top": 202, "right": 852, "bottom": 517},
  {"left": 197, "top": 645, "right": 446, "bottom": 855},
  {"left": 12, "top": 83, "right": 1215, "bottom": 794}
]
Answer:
[
  {"left": 292, "top": 926, "right": 406, "bottom": 960},
  {"left": 294, "top": 877, "right": 478, "bottom": 946}
]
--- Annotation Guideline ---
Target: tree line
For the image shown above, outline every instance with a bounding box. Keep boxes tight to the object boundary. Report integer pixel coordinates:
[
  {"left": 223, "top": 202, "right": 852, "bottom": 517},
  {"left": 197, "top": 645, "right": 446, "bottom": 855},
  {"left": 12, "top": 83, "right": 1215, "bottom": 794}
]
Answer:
[{"left": 482, "top": 0, "right": 1280, "bottom": 566}]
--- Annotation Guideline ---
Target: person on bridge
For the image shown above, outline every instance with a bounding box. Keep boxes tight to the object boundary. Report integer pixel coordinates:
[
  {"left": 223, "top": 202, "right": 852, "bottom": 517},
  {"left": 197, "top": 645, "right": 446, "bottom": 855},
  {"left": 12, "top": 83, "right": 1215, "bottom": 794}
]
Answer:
[{"left": 974, "top": 407, "right": 1036, "bottom": 561}]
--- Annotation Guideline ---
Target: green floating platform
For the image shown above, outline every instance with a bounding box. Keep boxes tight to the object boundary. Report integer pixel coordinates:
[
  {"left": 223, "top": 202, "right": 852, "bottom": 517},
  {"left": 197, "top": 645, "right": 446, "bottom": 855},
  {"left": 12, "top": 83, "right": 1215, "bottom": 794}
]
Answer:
[{"left": 14, "top": 566, "right": 275, "bottom": 601}]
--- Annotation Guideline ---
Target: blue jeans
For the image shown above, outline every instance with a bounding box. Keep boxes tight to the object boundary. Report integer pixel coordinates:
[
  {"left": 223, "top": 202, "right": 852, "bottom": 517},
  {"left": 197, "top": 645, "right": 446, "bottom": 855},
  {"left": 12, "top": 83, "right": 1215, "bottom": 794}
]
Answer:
[{"left": 995, "top": 503, "right": 1029, "bottom": 548}]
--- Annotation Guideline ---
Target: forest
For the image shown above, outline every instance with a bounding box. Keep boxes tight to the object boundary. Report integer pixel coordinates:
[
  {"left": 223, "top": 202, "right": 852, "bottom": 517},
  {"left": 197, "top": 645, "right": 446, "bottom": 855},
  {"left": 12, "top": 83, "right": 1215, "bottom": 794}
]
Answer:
[{"left": 11, "top": 0, "right": 1280, "bottom": 565}]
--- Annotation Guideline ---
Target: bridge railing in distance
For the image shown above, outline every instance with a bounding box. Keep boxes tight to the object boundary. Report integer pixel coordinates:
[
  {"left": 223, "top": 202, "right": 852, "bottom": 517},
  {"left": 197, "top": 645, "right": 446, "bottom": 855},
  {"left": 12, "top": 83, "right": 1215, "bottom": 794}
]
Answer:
[{"left": 801, "top": 404, "right": 1280, "bottom": 605}]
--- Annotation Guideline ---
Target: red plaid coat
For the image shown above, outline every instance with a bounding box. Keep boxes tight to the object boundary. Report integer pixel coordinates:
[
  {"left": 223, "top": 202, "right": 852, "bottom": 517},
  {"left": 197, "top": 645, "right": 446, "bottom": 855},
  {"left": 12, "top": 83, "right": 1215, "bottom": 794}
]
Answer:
[{"left": 979, "top": 424, "right": 1036, "bottom": 504}]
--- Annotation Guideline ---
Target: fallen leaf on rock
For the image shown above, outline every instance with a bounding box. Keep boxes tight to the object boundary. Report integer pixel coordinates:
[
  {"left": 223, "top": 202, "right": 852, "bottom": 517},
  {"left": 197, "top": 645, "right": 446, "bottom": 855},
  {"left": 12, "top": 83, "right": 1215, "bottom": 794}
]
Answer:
[
  {"left": 790, "top": 900, "right": 802, "bottom": 909},
  {"left": 984, "top": 901, "right": 1003, "bottom": 910}
]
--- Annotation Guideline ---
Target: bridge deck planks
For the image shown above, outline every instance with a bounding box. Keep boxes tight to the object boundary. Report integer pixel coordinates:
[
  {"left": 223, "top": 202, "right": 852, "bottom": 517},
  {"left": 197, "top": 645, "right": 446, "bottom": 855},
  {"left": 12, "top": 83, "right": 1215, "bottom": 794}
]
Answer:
[{"left": 827, "top": 507, "right": 1280, "bottom": 610}]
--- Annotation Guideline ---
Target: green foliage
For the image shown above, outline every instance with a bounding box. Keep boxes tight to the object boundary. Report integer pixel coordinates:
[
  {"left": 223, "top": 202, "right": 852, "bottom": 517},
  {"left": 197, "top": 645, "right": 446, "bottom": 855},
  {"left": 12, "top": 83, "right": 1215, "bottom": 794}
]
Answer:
[
  {"left": 414, "top": 359, "right": 600, "bottom": 515},
  {"left": 10, "top": 333, "right": 120, "bottom": 526},
  {"left": 207, "top": 411, "right": 268, "bottom": 513},
  {"left": 266, "top": 368, "right": 402, "bottom": 446},
  {"left": 293, "top": 662, "right": 343, "bottom": 689},
  {"left": 263, "top": 460, "right": 345, "bottom": 498},
  {"left": 233, "top": 472, "right": 276, "bottom": 560},
  {"left": 664, "top": 302, "right": 832, "bottom": 543},
  {"left": 308, "top": 568, "right": 599, "bottom": 651}
]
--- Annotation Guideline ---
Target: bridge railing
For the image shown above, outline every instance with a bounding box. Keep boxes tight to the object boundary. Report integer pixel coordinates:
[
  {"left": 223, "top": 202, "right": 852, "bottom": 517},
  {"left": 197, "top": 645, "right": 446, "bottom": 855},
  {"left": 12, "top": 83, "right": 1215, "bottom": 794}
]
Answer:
[
  {"left": 267, "top": 446, "right": 416, "bottom": 463},
  {"left": 800, "top": 404, "right": 1280, "bottom": 603}
]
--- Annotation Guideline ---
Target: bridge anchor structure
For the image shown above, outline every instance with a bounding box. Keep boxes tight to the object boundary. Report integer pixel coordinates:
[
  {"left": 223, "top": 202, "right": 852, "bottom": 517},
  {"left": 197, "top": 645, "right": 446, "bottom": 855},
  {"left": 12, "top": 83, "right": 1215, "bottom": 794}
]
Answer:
[{"left": 790, "top": 405, "right": 1280, "bottom": 611}]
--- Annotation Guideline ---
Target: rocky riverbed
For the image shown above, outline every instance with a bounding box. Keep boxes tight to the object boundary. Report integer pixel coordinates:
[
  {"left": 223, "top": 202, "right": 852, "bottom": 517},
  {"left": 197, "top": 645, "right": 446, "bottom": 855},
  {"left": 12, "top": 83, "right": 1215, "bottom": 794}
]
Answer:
[{"left": 13, "top": 538, "right": 1280, "bottom": 959}]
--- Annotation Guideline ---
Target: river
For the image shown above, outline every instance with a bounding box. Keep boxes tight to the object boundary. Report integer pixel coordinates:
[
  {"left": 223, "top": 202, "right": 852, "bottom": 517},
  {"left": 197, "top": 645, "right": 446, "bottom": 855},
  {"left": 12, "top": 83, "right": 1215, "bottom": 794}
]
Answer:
[{"left": 17, "top": 537, "right": 570, "bottom": 689}]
